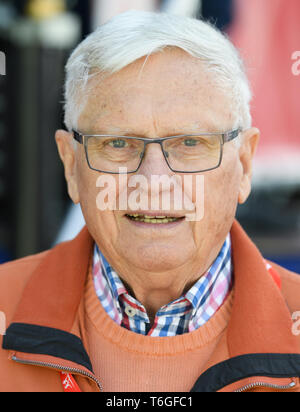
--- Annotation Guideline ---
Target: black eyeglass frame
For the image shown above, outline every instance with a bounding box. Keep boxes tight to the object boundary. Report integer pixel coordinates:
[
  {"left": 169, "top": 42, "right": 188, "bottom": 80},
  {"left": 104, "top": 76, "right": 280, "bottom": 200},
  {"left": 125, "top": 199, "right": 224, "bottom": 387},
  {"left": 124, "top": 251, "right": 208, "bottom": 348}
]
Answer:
[{"left": 72, "top": 128, "right": 242, "bottom": 174}]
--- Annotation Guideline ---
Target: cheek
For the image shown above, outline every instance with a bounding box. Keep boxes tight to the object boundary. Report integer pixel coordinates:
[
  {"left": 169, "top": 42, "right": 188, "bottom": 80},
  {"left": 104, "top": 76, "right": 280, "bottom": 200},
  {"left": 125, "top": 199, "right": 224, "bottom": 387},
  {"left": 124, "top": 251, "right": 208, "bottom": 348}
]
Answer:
[
  {"left": 212, "top": 169, "right": 240, "bottom": 212},
  {"left": 76, "top": 164, "right": 106, "bottom": 221},
  {"left": 114, "top": 174, "right": 129, "bottom": 208},
  {"left": 77, "top": 174, "right": 99, "bottom": 231},
  {"left": 209, "top": 160, "right": 243, "bottom": 221},
  {"left": 77, "top": 160, "right": 97, "bottom": 207},
  {"left": 77, "top": 167, "right": 123, "bottom": 244},
  {"left": 192, "top": 159, "right": 242, "bottom": 233}
]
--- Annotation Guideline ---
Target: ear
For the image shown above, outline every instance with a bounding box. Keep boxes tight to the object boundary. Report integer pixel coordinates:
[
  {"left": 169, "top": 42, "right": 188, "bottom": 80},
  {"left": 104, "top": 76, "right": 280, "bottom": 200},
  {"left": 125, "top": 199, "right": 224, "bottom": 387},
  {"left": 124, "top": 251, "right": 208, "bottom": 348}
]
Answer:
[
  {"left": 55, "top": 129, "right": 80, "bottom": 204},
  {"left": 238, "top": 128, "right": 260, "bottom": 204}
]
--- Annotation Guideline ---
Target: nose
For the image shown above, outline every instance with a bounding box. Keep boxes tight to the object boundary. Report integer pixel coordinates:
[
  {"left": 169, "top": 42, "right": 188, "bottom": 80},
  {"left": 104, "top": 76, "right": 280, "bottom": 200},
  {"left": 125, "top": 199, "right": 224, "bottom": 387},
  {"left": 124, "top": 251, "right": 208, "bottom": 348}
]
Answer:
[{"left": 137, "top": 142, "right": 171, "bottom": 177}]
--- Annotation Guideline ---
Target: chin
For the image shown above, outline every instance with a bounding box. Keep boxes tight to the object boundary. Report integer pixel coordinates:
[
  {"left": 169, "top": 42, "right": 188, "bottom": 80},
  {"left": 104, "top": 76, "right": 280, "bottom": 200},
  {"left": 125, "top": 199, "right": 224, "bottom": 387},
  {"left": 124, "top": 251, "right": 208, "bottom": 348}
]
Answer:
[{"left": 122, "top": 244, "right": 192, "bottom": 272}]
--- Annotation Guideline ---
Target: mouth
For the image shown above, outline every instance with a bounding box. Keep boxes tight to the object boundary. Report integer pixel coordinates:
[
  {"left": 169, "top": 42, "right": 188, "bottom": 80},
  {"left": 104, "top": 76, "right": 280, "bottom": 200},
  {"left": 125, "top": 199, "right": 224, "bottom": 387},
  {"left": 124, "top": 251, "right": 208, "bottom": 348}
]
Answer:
[{"left": 125, "top": 213, "right": 186, "bottom": 224}]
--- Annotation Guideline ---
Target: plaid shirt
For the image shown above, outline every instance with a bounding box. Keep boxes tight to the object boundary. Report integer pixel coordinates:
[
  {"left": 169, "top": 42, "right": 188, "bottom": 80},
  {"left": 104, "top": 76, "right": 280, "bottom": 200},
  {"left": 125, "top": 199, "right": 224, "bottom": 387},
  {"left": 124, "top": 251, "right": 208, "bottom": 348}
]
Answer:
[{"left": 93, "top": 235, "right": 233, "bottom": 337}]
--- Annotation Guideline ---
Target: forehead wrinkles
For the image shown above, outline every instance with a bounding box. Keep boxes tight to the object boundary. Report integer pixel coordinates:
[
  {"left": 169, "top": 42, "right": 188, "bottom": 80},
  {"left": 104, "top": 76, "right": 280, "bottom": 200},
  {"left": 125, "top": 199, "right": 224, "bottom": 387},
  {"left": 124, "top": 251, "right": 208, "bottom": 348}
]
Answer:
[
  {"left": 85, "top": 50, "right": 211, "bottom": 101},
  {"left": 79, "top": 52, "right": 233, "bottom": 133}
]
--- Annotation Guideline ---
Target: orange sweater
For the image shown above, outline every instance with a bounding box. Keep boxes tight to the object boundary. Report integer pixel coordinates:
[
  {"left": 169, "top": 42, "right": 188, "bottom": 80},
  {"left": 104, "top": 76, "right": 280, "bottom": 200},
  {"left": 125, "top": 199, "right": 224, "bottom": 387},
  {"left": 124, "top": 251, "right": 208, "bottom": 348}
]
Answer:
[{"left": 84, "top": 270, "right": 233, "bottom": 392}]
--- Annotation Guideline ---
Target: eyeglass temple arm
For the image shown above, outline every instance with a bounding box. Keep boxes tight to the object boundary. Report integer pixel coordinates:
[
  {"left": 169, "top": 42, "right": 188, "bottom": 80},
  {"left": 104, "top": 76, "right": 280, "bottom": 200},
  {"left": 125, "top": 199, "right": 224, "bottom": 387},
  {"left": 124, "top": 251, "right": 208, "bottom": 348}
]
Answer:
[
  {"left": 73, "top": 130, "right": 83, "bottom": 144},
  {"left": 223, "top": 128, "right": 242, "bottom": 144}
]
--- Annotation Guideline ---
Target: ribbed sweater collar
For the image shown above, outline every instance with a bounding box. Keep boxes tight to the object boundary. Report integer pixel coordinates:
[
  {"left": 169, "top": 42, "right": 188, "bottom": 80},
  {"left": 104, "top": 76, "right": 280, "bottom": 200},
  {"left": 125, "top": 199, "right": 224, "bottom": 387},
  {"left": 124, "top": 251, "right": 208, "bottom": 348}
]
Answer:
[{"left": 84, "top": 268, "right": 234, "bottom": 356}]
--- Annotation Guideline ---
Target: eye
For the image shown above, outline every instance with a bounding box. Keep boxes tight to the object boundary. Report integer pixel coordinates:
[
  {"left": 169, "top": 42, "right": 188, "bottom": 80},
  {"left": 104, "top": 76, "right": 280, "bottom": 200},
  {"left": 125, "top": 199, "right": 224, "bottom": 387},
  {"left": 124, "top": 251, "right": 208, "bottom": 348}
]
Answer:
[
  {"left": 108, "top": 139, "right": 128, "bottom": 148},
  {"left": 182, "top": 138, "right": 198, "bottom": 147}
]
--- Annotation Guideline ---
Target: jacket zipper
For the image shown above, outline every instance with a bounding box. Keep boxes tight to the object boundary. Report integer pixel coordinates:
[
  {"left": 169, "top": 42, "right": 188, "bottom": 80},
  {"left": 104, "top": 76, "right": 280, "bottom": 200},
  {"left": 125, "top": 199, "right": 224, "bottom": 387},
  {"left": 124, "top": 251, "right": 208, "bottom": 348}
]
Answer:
[
  {"left": 235, "top": 380, "right": 296, "bottom": 392},
  {"left": 12, "top": 355, "right": 103, "bottom": 392},
  {"left": 11, "top": 356, "right": 298, "bottom": 393}
]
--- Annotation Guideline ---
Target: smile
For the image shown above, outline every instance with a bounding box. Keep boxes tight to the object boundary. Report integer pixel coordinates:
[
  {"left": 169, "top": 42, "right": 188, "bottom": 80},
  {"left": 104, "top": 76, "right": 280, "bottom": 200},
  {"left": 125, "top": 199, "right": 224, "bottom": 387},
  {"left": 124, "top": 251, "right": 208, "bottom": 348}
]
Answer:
[{"left": 125, "top": 214, "right": 185, "bottom": 224}]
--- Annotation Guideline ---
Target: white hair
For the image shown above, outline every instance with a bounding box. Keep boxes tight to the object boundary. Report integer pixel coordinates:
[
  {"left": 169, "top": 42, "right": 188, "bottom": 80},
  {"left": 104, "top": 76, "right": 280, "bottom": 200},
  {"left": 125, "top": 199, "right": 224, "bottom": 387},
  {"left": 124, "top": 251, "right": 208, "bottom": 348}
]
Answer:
[{"left": 64, "top": 10, "right": 252, "bottom": 137}]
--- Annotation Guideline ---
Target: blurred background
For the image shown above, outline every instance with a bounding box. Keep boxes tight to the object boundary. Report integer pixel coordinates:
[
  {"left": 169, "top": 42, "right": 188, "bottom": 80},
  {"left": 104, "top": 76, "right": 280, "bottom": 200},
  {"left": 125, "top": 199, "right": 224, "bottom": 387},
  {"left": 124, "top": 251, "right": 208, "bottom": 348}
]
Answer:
[{"left": 0, "top": 0, "right": 299, "bottom": 273}]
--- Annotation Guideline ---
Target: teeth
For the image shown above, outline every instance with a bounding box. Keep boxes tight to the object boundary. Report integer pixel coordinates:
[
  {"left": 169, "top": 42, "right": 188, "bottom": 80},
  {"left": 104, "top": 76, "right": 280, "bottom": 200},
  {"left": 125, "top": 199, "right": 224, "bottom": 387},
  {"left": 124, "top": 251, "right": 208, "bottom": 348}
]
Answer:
[
  {"left": 144, "top": 215, "right": 166, "bottom": 219},
  {"left": 126, "top": 214, "right": 180, "bottom": 224}
]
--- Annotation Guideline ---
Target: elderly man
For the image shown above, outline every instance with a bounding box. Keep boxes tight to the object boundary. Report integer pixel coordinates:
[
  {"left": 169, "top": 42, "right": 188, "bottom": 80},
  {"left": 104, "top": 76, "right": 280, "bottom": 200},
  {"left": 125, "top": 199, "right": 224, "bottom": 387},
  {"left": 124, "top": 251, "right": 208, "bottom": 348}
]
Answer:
[{"left": 0, "top": 11, "right": 299, "bottom": 393}]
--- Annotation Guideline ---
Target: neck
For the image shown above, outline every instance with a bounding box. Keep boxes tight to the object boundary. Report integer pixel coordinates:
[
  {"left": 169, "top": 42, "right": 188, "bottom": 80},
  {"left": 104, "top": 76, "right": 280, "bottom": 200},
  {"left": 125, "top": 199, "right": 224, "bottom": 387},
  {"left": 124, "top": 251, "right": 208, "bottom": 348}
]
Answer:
[
  {"left": 117, "top": 253, "right": 220, "bottom": 318},
  {"left": 122, "top": 275, "right": 198, "bottom": 320},
  {"left": 97, "top": 237, "right": 227, "bottom": 317}
]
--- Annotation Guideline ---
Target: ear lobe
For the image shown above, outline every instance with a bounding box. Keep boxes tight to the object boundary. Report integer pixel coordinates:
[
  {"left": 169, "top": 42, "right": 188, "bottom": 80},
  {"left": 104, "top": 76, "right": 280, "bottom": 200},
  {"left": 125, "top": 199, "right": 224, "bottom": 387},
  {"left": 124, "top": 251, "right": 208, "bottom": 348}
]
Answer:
[
  {"left": 55, "top": 129, "right": 80, "bottom": 204},
  {"left": 238, "top": 176, "right": 251, "bottom": 204},
  {"left": 238, "top": 128, "right": 260, "bottom": 204}
]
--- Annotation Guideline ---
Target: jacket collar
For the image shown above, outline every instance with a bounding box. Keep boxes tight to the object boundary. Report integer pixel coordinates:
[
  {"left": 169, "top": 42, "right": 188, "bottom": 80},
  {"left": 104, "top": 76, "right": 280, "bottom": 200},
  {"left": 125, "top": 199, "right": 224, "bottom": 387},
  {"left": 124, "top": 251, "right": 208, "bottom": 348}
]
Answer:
[
  {"left": 228, "top": 221, "right": 299, "bottom": 356},
  {"left": 3, "top": 227, "right": 94, "bottom": 376},
  {"left": 10, "top": 227, "right": 93, "bottom": 333}
]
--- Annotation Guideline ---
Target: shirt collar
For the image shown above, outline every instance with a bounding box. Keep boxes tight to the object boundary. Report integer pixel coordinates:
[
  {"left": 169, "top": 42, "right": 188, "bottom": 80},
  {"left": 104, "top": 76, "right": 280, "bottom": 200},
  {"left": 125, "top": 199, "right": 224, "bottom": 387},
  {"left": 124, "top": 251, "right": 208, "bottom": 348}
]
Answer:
[
  {"left": 94, "top": 246, "right": 126, "bottom": 303},
  {"left": 186, "top": 235, "right": 232, "bottom": 316}
]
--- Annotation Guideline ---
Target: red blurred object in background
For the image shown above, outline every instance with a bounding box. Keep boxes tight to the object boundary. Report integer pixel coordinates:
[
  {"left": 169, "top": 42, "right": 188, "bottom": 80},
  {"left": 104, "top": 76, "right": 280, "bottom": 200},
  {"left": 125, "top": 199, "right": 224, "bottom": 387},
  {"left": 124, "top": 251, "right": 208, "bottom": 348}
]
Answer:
[{"left": 229, "top": 0, "right": 300, "bottom": 184}]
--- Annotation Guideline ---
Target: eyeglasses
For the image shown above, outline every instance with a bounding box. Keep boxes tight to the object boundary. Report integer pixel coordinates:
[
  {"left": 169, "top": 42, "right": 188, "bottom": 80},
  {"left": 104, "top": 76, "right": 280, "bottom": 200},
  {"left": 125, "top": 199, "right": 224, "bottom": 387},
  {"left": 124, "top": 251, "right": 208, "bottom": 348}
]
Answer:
[{"left": 73, "top": 128, "right": 242, "bottom": 174}]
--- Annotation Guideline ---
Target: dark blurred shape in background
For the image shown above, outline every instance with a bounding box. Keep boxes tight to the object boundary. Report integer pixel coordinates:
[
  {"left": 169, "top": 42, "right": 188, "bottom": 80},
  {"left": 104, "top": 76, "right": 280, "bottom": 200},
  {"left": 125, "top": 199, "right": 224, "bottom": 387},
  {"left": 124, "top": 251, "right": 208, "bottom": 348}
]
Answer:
[
  {"left": 200, "top": 0, "right": 233, "bottom": 31},
  {"left": 0, "top": 0, "right": 299, "bottom": 273},
  {"left": 0, "top": 0, "right": 82, "bottom": 261}
]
